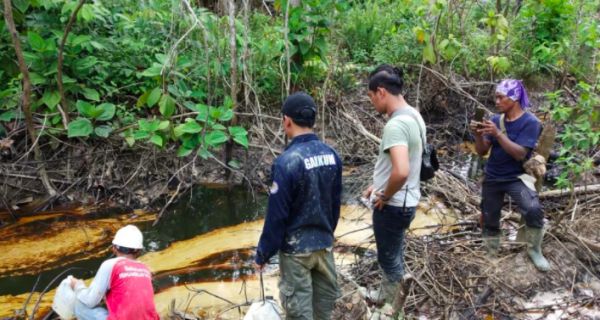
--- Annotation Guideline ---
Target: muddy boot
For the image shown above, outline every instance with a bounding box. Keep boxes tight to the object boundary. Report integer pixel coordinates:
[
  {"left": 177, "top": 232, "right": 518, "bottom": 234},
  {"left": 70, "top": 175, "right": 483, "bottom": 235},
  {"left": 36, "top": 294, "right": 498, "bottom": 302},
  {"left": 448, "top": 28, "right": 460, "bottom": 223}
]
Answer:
[
  {"left": 391, "top": 273, "right": 413, "bottom": 318},
  {"left": 526, "top": 226, "right": 550, "bottom": 272},
  {"left": 381, "top": 276, "right": 400, "bottom": 305},
  {"left": 515, "top": 216, "right": 527, "bottom": 243},
  {"left": 482, "top": 234, "right": 501, "bottom": 257}
]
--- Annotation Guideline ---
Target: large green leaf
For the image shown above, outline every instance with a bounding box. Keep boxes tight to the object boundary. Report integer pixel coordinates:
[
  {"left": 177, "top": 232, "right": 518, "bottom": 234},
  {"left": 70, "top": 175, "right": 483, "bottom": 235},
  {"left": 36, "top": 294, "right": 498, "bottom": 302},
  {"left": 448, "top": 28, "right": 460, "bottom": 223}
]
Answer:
[
  {"left": 74, "top": 56, "right": 98, "bottom": 72},
  {"left": 29, "top": 73, "right": 46, "bottom": 85},
  {"left": 137, "top": 91, "right": 149, "bottom": 108},
  {"left": 195, "top": 104, "right": 210, "bottom": 122},
  {"left": 228, "top": 126, "right": 247, "bottom": 137},
  {"left": 94, "top": 125, "right": 113, "bottom": 138},
  {"left": 150, "top": 134, "right": 163, "bottom": 147},
  {"left": 71, "top": 35, "right": 92, "bottom": 47},
  {"left": 217, "top": 106, "right": 234, "bottom": 122},
  {"left": 0, "top": 88, "right": 13, "bottom": 100},
  {"left": 423, "top": 39, "right": 436, "bottom": 64},
  {"left": 140, "top": 63, "right": 163, "bottom": 77},
  {"left": 27, "top": 32, "right": 45, "bottom": 52},
  {"left": 174, "top": 119, "right": 203, "bottom": 137},
  {"left": 159, "top": 95, "right": 176, "bottom": 117},
  {"left": 82, "top": 88, "right": 100, "bottom": 101},
  {"left": 228, "top": 126, "right": 248, "bottom": 148},
  {"left": 76, "top": 100, "right": 103, "bottom": 119},
  {"left": 41, "top": 90, "right": 61, "bottom": 110},
  {"left": 79, "top": 4, "right": 95, "bottom": 22},
  {"left": 13, "top": 0, "right": 30, "bottom": 13},
  {"left": 209, "top": 107, "right": 222, "bottom": 121},
  {"left": 197, "top": 146, "right": 213, "bottom": 159},
  {"left": 0, "top": 110, "right": 22, "bottom": 122},
  {"left": 51, "top": 115, "right": 62, "bottom": 125},
  {"left": 222, "top": 96, "right": 234, "bottom": 109},
  {"left": 211, "top": 123, "right": 226, "bottom": 131},
  {"left": 133, "top": 130, "right": 151, "bottom": 140},
  {"left": 204, "top": 130, "right": 228, "bottom": 148},
  {"left": 181, "top": 134, "right": 200, "bottom": 149},
  {"left": 155, "top": 53, "right": 168, "bottom": 64},
  {"left": 137, "top": 119, "right": 160, "bottom": 132},
  {"left": 96, "top": 103, "right": 116, "bottom": 121},
  {"left": 157, "top": 120, "right": 170, "bottom": 131},
  {"left": 177, "top": 145, "right": 194, "bottom": 157},
  {"left": 233, "top": 135, "right": 248, "bottom": 148},
  {"left": 147, "top": 88, "right": 161, "bottom": 107},
  {"left": 67, "top": 118, "right": 93, "bottom": 137}
]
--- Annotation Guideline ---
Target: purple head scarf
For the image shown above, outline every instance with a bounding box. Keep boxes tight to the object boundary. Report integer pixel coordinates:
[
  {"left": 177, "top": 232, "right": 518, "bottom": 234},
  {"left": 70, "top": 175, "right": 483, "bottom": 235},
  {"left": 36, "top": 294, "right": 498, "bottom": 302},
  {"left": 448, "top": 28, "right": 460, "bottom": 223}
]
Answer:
[{"left": 495, "top": 79, "right": 530, "bottom": 109}]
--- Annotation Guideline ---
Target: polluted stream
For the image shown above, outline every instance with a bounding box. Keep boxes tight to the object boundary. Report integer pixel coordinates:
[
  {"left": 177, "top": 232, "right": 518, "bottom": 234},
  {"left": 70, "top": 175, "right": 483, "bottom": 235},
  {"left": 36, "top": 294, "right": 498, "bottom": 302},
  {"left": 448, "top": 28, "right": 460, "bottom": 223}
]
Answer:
[{"left": 0, "top": 185, "right": 458, "bottom": 319}]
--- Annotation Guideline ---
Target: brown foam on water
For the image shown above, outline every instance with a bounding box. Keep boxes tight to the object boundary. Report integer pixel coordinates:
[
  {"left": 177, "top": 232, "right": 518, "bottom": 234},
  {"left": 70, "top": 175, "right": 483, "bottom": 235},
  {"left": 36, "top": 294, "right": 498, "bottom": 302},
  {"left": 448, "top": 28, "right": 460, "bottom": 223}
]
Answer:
[
  {"left": 0, "top": 204, "right": 456, "bottom": 318},
  {"left": 0, "top": 209, "right": 155, "bottom": 277}
]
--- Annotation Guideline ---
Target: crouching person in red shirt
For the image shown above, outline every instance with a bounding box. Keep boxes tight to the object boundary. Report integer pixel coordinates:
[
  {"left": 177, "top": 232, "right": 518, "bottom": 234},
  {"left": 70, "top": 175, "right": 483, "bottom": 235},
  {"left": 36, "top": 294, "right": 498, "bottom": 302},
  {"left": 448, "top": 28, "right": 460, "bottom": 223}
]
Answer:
[{"left": 70, "top": 225, "right": 159, "bottom": 320}]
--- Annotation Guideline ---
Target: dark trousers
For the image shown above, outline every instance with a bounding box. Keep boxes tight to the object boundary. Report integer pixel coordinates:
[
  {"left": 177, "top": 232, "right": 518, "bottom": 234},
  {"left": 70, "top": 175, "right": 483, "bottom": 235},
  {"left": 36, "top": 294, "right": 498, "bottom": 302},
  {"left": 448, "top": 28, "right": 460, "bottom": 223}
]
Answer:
[
  {"left": 481, "top": 179, "right": 544, "bottom": 235},
  {"left": 373, "top": 205, "right": 416, "bottom": 283}
]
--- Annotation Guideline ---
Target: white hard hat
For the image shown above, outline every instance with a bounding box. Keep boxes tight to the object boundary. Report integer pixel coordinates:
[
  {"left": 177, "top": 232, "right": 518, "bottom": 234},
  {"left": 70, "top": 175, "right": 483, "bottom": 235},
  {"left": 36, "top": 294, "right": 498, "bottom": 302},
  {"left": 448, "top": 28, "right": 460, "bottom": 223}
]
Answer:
[{"left": 112, "top": 225, "right": 144, "bottom": 249}]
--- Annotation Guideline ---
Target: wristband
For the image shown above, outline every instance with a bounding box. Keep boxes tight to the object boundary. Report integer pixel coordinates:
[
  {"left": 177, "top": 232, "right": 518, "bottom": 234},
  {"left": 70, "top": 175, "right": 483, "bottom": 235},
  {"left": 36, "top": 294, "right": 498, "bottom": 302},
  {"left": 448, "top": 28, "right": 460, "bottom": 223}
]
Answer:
[{"left": 379, "top": 194, "right": 390, "bottom": 202}]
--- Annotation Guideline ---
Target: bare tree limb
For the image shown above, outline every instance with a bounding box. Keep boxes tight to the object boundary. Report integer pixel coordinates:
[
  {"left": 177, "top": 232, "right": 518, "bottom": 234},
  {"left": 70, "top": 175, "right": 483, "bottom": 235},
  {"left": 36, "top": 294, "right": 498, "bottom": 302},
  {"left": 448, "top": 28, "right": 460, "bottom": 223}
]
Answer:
[
  {"left": 57, "top": 0, "right": 86, "bottom": 129},
  {"left": 283, "top": 0, "right": 291, "bottom": 95},
  {"left": 225, "top": 0, "right": 239, "bottom": 183}
]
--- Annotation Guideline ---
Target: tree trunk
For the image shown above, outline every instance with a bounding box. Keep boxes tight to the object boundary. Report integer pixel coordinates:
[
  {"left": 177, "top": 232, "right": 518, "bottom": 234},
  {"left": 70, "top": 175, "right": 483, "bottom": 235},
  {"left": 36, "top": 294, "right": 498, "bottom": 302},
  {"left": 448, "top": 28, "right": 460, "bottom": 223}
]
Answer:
[
  {"left": 225, "top": 0, "right": 238, "bottom": 183},
  {"left": 3, "top": 0, "right": 57, "bottom": 197}
]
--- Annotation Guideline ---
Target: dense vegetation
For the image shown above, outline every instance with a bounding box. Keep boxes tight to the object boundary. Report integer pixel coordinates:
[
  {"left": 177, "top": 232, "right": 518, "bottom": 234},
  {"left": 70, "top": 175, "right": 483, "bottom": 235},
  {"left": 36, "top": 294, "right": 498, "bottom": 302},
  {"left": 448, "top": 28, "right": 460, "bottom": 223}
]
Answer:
[{"left": 1, "top": 0, "right": 598, "bottom": 189}]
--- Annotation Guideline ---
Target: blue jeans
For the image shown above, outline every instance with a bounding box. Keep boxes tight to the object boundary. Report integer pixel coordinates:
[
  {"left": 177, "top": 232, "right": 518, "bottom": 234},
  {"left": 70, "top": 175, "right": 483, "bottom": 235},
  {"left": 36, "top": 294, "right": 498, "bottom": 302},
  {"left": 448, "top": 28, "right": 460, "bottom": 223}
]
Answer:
[
  {"left": 74, "top": 300, "right": 108, "bottom": 320},
  {"left": 373, "top": 205, "right": 416, "bottom": 283},
  {"left": 481, "top": 179, "right": 544, "bottom": 235}
]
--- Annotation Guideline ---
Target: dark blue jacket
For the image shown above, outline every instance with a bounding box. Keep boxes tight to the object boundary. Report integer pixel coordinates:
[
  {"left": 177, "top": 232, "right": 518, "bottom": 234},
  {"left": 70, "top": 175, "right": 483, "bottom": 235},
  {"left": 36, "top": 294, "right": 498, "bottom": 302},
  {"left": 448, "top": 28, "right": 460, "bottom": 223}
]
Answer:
[{"left": 255, "top": 133, "right": 342, "bottom": 265}]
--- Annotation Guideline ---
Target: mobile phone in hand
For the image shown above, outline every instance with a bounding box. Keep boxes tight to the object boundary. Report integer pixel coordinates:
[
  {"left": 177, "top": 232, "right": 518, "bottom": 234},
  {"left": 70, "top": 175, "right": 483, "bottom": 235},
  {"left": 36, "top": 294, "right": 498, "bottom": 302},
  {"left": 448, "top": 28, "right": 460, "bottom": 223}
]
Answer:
[
  {"left": 474, "top": 108, "right": 485, "bottom": 122},
  {"left": 358, "top": 196, "right": 373, "bottom": 210}
]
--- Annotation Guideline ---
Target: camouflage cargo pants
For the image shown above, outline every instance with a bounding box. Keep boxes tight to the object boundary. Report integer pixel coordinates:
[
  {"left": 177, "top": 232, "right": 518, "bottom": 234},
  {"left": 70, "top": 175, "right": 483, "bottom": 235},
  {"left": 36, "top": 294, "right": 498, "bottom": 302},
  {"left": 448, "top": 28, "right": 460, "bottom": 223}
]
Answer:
[{"left": 278, "top": 248, "right": 340, "bottom": 320}]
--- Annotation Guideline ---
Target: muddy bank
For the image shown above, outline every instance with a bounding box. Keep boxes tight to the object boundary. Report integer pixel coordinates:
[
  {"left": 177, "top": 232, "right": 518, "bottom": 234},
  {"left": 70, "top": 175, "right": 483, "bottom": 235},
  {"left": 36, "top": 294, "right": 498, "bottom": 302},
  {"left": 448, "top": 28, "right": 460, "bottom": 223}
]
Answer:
[{"left": 0, "top": 69, "right": 503, "bottom": 221}]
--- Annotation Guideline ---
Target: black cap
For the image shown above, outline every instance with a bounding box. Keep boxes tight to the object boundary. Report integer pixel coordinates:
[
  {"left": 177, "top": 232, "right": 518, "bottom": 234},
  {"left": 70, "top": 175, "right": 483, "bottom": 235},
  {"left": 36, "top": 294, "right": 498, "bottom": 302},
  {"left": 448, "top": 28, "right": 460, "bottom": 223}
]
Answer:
[{"left": 282, "top": 92, "right": 317, "bottom": 127}]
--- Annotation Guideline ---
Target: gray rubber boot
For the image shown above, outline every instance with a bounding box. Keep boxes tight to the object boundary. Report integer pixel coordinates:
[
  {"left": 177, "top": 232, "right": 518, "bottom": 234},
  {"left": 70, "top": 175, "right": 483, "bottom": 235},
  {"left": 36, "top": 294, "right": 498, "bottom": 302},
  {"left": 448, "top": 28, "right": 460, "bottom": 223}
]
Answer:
[
  {"left": 515, "top": 216, "right": 527, "bottom": 243},
  {"left": 526, "top": 226, "right": 551, "bottom": 272},
  {"left": 378, "top": 274, "right": 401, "bottom": 306},
  {"left": 483, "top": 234, "right": 501, "bottom": 257}
]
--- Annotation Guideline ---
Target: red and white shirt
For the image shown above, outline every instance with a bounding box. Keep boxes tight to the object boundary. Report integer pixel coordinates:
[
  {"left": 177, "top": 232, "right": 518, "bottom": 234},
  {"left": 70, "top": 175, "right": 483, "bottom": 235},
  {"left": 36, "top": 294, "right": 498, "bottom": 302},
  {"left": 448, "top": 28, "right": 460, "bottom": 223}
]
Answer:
[{"left": 75, "top": 257, "right": 159, "bottom": 319}]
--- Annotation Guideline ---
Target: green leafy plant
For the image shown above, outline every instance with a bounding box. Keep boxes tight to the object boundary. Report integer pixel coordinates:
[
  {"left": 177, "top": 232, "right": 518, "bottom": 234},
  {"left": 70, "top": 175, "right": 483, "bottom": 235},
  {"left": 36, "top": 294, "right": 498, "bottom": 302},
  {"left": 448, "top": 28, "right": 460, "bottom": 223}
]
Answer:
[
  {"left": 67, "top": 101, "right": 116, "bottom": 138},
  {"left": 545, "top": 83, "right": 600, "bottom": 189}
]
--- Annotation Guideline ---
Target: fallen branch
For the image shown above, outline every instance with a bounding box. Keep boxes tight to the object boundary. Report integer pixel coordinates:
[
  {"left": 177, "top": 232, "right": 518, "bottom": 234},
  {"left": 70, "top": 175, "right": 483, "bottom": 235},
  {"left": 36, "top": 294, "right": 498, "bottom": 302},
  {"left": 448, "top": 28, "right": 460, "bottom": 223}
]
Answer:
[
  {"left": 339, "top": 111, "right": 381, "bottom": 145},
  {"left": 540, "top": 184, "right": 600, "bottom": 199},
  {"left": 566, "top": 229, "right": 600, "bottom": 252}
]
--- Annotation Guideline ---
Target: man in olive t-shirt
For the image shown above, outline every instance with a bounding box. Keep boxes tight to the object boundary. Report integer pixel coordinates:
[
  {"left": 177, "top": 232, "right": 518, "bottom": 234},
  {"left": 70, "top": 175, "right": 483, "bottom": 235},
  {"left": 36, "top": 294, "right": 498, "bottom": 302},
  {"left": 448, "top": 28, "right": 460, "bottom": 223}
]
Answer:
[
  {"left": 363, "top": 65, "right": 425, "bottom": 309},
  {"left": 372, "top": 107, "right": 425, "bottom": 208}
]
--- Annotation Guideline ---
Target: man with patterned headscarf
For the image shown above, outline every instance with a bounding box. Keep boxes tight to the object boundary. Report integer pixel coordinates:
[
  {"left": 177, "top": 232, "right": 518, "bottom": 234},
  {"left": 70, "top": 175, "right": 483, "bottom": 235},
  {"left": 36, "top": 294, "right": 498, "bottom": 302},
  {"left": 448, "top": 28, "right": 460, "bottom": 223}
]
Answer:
[{"left": 470, "top": 79, "right": 550, "bottom": 272}]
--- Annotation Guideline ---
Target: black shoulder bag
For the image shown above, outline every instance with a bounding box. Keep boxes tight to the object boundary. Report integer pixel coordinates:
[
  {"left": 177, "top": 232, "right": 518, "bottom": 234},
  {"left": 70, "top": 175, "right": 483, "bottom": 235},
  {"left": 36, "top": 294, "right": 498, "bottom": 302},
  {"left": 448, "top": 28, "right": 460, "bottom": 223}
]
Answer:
[{"left": 406, "top": 112, "right": 439, "bottom": 181}]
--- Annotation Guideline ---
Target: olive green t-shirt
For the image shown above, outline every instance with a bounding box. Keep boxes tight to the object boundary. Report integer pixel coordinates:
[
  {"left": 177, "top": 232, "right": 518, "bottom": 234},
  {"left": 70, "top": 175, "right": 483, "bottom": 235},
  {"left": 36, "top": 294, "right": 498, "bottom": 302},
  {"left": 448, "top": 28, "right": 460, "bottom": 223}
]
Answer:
[{"left": 371, "top": 106, "right": 425, "bottom": 207}]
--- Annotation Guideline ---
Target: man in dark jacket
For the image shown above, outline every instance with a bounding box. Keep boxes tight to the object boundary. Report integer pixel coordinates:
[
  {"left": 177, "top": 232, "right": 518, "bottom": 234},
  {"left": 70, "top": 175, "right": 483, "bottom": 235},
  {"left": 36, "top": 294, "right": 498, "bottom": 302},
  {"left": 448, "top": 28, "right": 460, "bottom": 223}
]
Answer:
[{"left": 254, "top": 92, "right": 342, "bottom": 320}]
